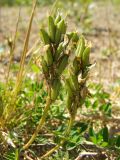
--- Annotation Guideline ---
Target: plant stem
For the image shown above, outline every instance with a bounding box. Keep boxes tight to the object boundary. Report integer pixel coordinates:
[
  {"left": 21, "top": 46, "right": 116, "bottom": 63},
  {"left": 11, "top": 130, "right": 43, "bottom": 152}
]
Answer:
[
  {"left": 40, "top": 116, "right": 75, "bottom": 159},
  {"left": 23, "top": 96, "right": 52, "bottom": 150}
]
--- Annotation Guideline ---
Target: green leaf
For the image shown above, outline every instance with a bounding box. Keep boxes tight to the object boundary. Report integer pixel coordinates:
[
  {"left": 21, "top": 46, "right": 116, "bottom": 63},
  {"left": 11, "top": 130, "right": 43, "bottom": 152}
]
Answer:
[
  {"left": 89, "top": 126, "right": 96, "bottom": 137},
  {"left": 89, "top": 126, "right": 97, "bottom": 144},
  {"left": 100, "top": 103, "right": 111, "bottom": 116},
  {"left": 96, "top": 130, "right": 103, "bottom": 144},
  {"left": 101, "top": 142, "right": 108, "bottom": 147},
  {"left": 85, "top": 98, "right": 91, "bottom": 108},
  {"left": 102, "top": 126, "right": 109, "bottom": 142},
  {"left": 92, "top": 100, "right": 98, "bottom": 109},
  {"left": 31, "top": 64, "right": 40, "bottom": 73},
  {"left": 4, "top": 149, "right": 19, "bottom": 160},
  {"left": 90, "top": 136, "right": 97, "bottom": 144}
]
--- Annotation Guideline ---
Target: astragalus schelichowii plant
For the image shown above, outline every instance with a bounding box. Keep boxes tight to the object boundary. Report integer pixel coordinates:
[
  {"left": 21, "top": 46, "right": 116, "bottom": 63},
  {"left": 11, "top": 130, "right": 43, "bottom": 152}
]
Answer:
[
  {"left": 22, "top": 10, "right": 93, "bottom": 160},
  {"left": 41, "top": 35, "right": 92, "bottom": 159},
  {"left": 23, "top": 12, "right": 73, "bottom": 150}
]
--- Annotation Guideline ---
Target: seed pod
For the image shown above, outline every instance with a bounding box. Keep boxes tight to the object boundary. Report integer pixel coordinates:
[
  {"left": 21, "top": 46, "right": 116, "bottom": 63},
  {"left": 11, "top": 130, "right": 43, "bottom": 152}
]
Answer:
[
  {"left": 82, "top": 46, "right": 90, "bottom": 68},
  {"left": 55, "top": 28, "right": 61, "bottom": 45},
  {"left": 55, "top": 14, "right": 61, "bottom": 24},
  {"left": 40, "top": 29, "right": 50, "bottom": 44},
  {"left": 57, "top": 54, "right": 69, "bottom": 76},
  {"left": 54, "top": 42, "right": 64, "bottom": 61},
  {"left": 75, "top": 38, "right": 81, "bottom": 56},
  {"left": 44, "top": 45, "right": 53, "bottom": 66},
  {"left": 51, "top": 79, "right": 61, "bottom": 101},
  {"left": 58, "top": 19, "right": 66, "bottom": 34},
  {"left": 41, "top": 56, "right": 49, "bottom": 74},
  {"left": 76, "top": 36, "right": 85, "bottom": 59},
  {"left": 55, "top": 19, "right": 66, "bottom": 44},
  {"left": 48, "top": 16, "right": 56, "bottom": 42},
  {"left": 72, "top": 32, "right": 79, "bottom": 43}
]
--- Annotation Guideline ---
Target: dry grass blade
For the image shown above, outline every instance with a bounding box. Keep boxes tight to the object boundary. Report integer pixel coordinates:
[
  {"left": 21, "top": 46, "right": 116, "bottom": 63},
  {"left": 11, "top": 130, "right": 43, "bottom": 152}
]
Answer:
[
  {"left": 6, "top": 8, "right": 21, "bottom": 85},
  {"left": 13, "top": 0, "right": 37, "bottom": 96},
  {"left": 49, "top": 0, "right": 58, "bottom": 16}
]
